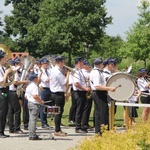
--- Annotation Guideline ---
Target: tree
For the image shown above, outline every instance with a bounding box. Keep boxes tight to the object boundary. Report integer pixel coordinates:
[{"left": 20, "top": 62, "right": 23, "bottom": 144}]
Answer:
[
  {"left": 4, "top": 0, "right": 42, "bottom": 55},
  {"left": 121, "top": 0, "right": 150, "bottom": 67},
  {"left": 0, "top": 11, "right": 4, "bottom": 36},
  {"left": 28, "top": 0, "right": 112, "bottom": 64}
]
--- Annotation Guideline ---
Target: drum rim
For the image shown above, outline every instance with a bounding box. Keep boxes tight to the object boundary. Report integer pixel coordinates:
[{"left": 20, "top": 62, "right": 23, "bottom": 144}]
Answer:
[{"left": 106, "top": 72, "right": 135, "bottom": 101}]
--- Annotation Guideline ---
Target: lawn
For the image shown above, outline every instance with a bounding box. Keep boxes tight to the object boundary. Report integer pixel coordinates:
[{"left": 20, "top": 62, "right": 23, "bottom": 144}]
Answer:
[{"left": 61, "top": 99, "right": 143, "bottom": 127}]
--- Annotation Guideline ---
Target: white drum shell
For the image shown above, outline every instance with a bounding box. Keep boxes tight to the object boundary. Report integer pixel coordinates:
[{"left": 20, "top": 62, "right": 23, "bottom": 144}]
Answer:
[{"left": 106, "top": 73, "right": 135, "bottom": 101}]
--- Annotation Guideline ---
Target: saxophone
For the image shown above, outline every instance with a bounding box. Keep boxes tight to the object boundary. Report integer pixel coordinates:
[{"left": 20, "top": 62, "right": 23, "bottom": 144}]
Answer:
[{"left": 86, "top": 78, "right": 92, "bottom": 99}]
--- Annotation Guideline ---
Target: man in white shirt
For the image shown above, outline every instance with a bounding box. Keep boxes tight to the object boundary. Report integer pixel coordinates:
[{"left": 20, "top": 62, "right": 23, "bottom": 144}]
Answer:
[
  {"left": 50, "top": 55, "right": 69, "bottom": 136},
  {"left": 72, "top": 57, "right": 90, "bottom": 133},
  {"left": 39, "top": 58, "right": 51, "bottom": 128},
  {"left": 0, "top": 50, "right": 12, "bottom": 138},
  {"left": 90, "top": 58, "right": 116, "bottom": 135}
]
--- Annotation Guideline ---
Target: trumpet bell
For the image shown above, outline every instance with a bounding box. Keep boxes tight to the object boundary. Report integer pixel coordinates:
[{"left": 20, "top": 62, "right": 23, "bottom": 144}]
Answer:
[
  {"left": 0, "top": 44, "right": 11, "bottom": 59},
  {"left": 0, "top": 44, "right": 14, "bottom": 86}
]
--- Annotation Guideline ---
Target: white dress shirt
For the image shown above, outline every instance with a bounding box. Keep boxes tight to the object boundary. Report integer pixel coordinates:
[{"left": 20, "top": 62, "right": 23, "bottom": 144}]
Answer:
[
  {"left": 137, "top": 77, "right": 149, "bottom": 91},
  {"left": 90, "top": 67, "right": 105, "bottom": 90},
  {"left": 50, "top": 66, "right": 66, "bottom": 92},
  {"left": 39, "top": 67, "right": 51, "bottom": 88},
  {"left": 72, "top": 68, "right": 87, "bottom": 91},
  {"left": 25, "top": 82, "right": 39, "bottom": 104}
]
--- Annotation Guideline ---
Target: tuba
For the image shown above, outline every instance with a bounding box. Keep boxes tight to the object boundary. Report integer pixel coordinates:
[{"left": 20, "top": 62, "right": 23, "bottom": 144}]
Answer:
[
  {"left": 0, "top": 44, "right": 14, "bottom": 86},
  {"left": 16, "top": 55, "right": 36, "bottom": 97}
]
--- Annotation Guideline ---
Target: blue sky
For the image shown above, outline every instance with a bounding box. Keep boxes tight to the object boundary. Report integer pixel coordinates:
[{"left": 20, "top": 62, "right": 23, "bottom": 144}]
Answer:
[{"left": 0, "top": 0, "right": 140, "bottom": 39}]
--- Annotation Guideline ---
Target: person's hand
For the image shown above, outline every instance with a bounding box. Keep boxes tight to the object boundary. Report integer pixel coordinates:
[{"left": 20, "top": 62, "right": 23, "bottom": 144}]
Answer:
[
  {"left": 85, "top": 86, "right": 91, "bottom": 92},
  {"left": 41, "top": 100, "right": 45, "bottom": 105},
  {"left": 109, "top": 87, "right": 116, "bottom": 92},
  {"left": 5, "top": 68, "right": 12, "bottom": 74}
]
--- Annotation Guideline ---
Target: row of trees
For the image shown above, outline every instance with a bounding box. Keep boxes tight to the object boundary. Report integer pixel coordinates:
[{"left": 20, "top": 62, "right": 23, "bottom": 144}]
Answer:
[{"left": 0, "top": 0, "right": 150, "bottom": 67}]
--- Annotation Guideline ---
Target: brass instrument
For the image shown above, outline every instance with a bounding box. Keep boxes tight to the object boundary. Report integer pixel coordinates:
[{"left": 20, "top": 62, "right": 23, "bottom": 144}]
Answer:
[
  {"left": 86, "top": 78, "right": 92, "bottom": 99},
  {"left": 0, "top": 44, "right": 14, "bottom": 86},
  {"left": 16, "top": 55, "right": 36, "bottom": 97}
]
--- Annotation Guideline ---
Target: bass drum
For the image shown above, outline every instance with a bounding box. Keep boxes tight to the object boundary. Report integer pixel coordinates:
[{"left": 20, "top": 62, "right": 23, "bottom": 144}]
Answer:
[{"left": 106, "top": 72, "right": 135, "bottom": 101}]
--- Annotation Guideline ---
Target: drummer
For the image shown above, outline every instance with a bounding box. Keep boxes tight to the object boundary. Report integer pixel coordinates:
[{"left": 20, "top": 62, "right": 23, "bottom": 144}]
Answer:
[
  {"left": 25, "top": 72, "right": 44, "bottom": 140},
  {"left": 90, "top": 58, "right": 116, "bottom": 135}
]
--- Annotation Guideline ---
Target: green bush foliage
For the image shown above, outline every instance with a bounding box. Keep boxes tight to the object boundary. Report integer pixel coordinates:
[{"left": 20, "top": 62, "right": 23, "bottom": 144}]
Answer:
[{"left": 71, "top": 122, "right": 150, "bottom": 150}]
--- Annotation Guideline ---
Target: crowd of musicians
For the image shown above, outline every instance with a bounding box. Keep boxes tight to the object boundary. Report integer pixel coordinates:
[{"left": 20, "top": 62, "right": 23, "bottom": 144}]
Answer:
[{"left": 0, "top": 49, "right": 150, "bottom": 140}]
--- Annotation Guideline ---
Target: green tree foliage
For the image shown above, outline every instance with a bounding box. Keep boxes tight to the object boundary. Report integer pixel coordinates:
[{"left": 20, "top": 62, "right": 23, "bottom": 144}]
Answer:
[
  {"left": 0, "top": 11, "right": 3, "bottom": 36},
  {"left": 28, "top": 0, "right": 112, "bottom": 64},
  {"left": 121, "top": 0, "right": 150, "bottom": 67},
  {"left": 4, "top": 0, "right": 42, "bottom": 55}
]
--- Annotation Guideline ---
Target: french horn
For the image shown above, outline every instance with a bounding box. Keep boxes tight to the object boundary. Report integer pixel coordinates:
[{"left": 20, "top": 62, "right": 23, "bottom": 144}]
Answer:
[{"left": 0, "top": 44, "right": 14, "bottom": 86}]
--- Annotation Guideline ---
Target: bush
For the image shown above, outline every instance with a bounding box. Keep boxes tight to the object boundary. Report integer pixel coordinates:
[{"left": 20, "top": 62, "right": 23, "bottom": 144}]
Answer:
[{"left": 70, "top": 122, "right": 150, "bottom": 150}]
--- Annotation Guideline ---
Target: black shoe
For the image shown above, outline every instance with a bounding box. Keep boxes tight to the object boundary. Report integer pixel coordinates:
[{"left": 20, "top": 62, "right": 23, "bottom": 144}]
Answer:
[
  {"left": 84, "top": 125, "right": 94, "bottom": 131},
  {"left": 42, "top": 124, "right": 49, "bottom": 128},
  {"left": 29, "top": 136, "right": 42, "bottom": 140},
  {"left": 24, "top": 127, "right": 28, "bottom": 130},
  {"left": 60, "top": 123, "right": 64, "bottom": 126},
  {"left": 3, "top": 134, "right": 10, "bottom": 137},
  {"left": 0, "top": 134, "right": 6, "bottom": 138},
  {"left": 75, "top": 129, "right": 87, "bottom": 133},
  {"left": 14, "top": 130, "right": 24, "bottom": 134},
  {"left": 9, "top": 130, "right": 14, "bottom": 133}
]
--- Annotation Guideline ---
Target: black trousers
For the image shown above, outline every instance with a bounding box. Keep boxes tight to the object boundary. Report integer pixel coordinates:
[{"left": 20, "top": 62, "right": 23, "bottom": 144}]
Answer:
[
  {"left": 82, "top": 96, "right": 93, "bottom": 128},
  {"left": 92, "top": 90, "right": 109, "bottom": 133},
  {"left": 51, "top": 92, "right": 65, "bottom": 132},
  {"left": 0, "top": 88, "right": 9, "bottom": 135},
  {"left": 8, "top": 91, "right": 21, "bottom": 132},
  {"left": 22, "top": 91, "right": 29, "bottom": 128},
  {"left": 69, "top": 89, "right": 76, "bottom": 122},
  {"left": 74, "top": 91, "right": 86, "bottom": 130}
]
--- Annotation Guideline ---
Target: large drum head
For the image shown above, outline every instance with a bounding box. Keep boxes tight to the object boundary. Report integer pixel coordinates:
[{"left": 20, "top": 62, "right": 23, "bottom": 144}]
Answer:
[{"left": 106, "top": 73, "right": 135, "bottom": 101}]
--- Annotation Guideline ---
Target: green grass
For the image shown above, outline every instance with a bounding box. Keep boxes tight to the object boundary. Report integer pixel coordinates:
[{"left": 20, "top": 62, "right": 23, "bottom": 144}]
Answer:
[
  {"left": 34, "top": 99, "right": 143, "bottom": 127},
  {"left": 61, "top": 99, "right": 143, "bottom": 127}
]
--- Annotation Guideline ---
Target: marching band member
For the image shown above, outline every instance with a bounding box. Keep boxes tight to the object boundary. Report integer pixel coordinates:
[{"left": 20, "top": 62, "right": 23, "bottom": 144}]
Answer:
[
  {"left": 39, "top": 58, "right": 51, "bottom": 128},
  {"left": 8, "top": 57, "right": 28, "bottom": 134},
  {"left": 81, "top": 59, "right": 93, "bottom": 130},
  {"left": 25, "top": 72, "right": 44, "bottom": 140},
  {"left": 0, "top": 50, "right": 12, "bottom": 138},
  {"left": 90, "top": 58, "right": 116, "bottom": 135},
  {"left": 72, "top": 57, "right": 90, "bottom": 133},
  {"left": 34, "top": 60, "right": 42, "bottom": 74},
  {"left": 68, "top": 69, "right": 76, "bottom": 125},
  {"left": 103, "top": 58, "right": 117, "bottom": 115},
  {"left": 50, "top": 55, "right": 69, "bottom": 136},
  {"left": 137, "top": 68, "right": 150, "bottom": 122}
]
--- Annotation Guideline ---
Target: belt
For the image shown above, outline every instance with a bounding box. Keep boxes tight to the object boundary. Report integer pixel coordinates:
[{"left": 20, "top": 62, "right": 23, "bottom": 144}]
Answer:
[
  {"left": 51, "top": 92, "right": 64, "bottom": 95},
  {"left": 0, "top": 88, "right": 6, "bottom": 90},
  {"left": 43, "top": 87, "right": 50, "bottom": 89}
]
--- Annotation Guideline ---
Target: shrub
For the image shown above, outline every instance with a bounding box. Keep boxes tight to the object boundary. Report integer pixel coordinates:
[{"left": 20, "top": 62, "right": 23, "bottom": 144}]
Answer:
[{"left": 70, "top": 122, "right": 150, "bottom": 150}]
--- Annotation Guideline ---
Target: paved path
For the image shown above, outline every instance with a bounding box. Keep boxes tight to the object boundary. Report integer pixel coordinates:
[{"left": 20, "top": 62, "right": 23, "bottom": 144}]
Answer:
[
  {"left": 0, "top": 126, "right": 94, "bottom": 150},
  {"left": 0, "top": 126, "right": 125, "bottom": 150}
]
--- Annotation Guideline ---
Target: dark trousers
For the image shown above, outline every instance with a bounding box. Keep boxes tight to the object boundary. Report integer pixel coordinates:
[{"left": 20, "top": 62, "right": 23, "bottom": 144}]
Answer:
[
  {"left": 51, "top": 92, "right": 65, "bottom": 132},
  {"left": 69, "top": 89, "right": 76, "bottom": 122},
  {"left": 22, "top": 91, "right": 29, "bottom": 128},
  {"left": 82, "top": 96, "right": 93, "bottom": 127},
  {"left": 92, "top": 91, "right": 109, "bottom": 133},
  {"left": 74, "top": 91, "right": 86, "bottom": 130},
  {"left": 39, "top": 88, "right": 51, "bottom": 126},
  {"left": 0, "top": 89, "right": 8, "bottom": 135},
  {"left": 8, "top": 91, "right": 21, "bottom": 132}
]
